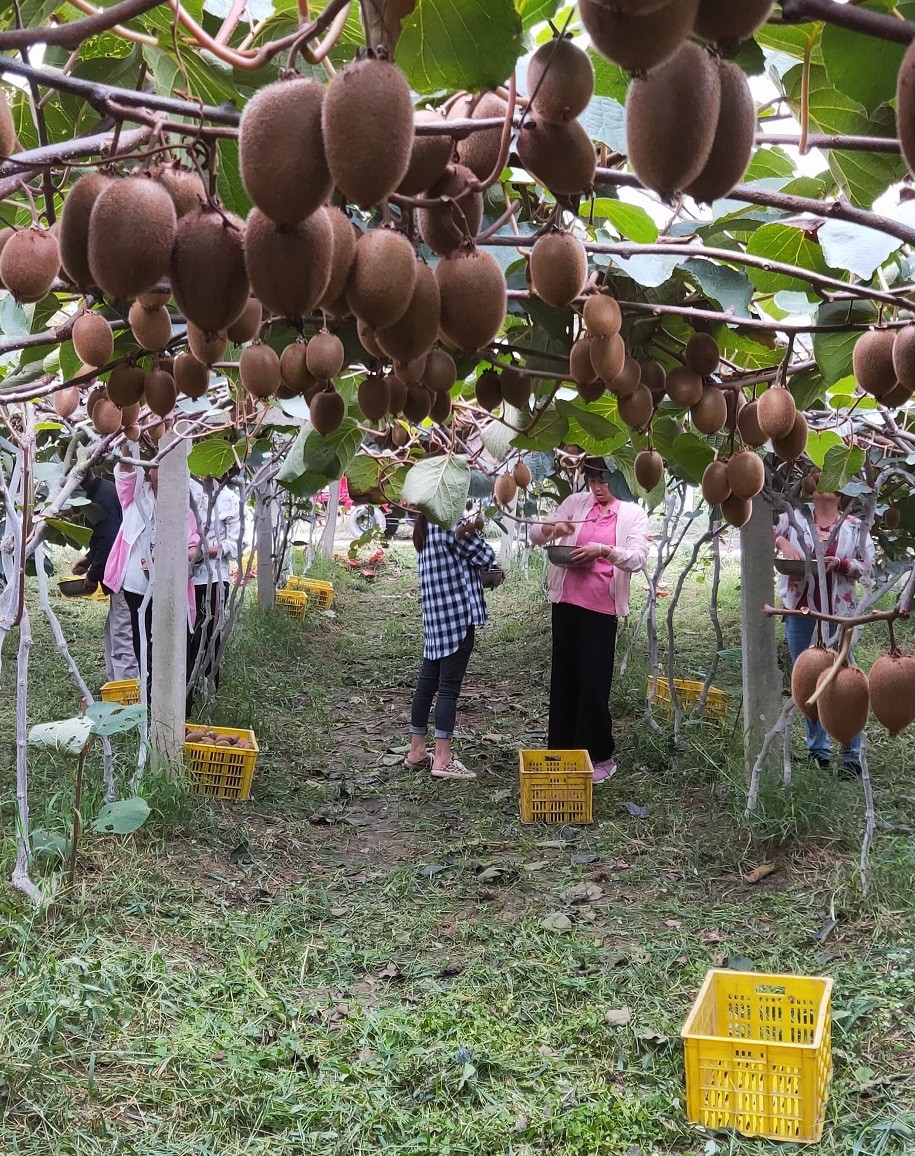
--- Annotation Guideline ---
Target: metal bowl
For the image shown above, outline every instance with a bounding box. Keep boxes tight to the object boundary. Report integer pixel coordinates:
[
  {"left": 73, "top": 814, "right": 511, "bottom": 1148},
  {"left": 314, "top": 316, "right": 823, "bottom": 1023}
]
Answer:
[
  {"left": 774, "top": 558, "right": 807, "bottom": 577},
  {"left": 58, "top": 577, "right": 88, "bottom": 597},
  {"left": 545, "top": 544, "right": 582, "bottom": 567}
]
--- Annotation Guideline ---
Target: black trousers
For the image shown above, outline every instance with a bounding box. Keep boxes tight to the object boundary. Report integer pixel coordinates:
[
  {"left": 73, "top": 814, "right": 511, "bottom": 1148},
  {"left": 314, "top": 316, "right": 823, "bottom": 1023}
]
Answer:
[
  {"left": 548, "top": 602, "right": 618, "bottom": 762},
  {"left": 123, "top": 589, "right": 153, "bottom": 702},
  {"left": 188, "top": 581, "right": 230, "bottom": 703},
  {"left": 410, "top": 626, "right": 476, "bottom": 739}
]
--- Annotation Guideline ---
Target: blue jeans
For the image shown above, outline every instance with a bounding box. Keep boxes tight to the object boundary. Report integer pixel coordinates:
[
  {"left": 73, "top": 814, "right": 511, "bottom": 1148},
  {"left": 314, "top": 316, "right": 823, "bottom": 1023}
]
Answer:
[{"left": 785, "top": 615, "right": 861, "bottom": 765}]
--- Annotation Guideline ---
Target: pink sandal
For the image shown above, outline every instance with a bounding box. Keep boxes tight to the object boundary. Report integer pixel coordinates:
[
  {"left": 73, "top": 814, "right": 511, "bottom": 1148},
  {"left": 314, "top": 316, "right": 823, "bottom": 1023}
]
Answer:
[{"left": 431, "top": 759, "right": 476, "bottom": 781}]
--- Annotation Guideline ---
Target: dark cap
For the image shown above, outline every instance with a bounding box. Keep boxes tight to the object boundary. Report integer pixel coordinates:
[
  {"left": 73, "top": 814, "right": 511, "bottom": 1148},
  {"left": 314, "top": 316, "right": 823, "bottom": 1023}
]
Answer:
[{"left": 583, "top": 456, "right": 613, "bottom": 480}]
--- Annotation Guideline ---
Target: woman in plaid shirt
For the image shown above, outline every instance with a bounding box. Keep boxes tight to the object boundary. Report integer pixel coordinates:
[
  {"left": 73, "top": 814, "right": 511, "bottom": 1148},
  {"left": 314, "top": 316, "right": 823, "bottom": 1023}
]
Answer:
[{"left": 405, "top": 513, "right": 497, "bottom": 781}]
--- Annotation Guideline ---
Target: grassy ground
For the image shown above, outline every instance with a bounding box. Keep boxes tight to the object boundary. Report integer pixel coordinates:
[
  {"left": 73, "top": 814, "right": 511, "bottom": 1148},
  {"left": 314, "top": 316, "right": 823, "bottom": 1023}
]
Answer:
[{"left": 1, "top": 543, "right": 914, "bottom": 1155}]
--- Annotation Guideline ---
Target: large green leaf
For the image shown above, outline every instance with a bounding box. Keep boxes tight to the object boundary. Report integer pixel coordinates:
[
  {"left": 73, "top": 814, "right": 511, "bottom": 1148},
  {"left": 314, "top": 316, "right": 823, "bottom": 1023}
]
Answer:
[
  {"left": 277, "top": 419, "right": 362, "bottom": 496},
  {"left": 45, "top": 518, "right": 92, "bottom": 549},
  {"left": 813, "top": 301, "right": 876, "bottom": 385},
  {"left": 668, "top": 432, "right": 715, "bottom": 486},
  {"left": 578, "top": 96, "right": 626, "bottom": 152},
  {"left": 400, "top": 455, "right": 471, "bottom": 528},
  {"left": 591, "top": 199, "right": 658, "bottom": 244},
  {"left": 805, "top": 429, "right": 844, "bottom": 468},
  {"left": 187, "top": 436, "right": 244, "bottom": 479},
  {"left": 820, "top": 5, "right": 906, "bottom": 114},
  {"left": 818, "top": 217, "right": 904, "bottom": 280},
  {"left": 745, "top": 223, "right": 830, "bottom": 298},
  {"left": 28, "top": 717, "right": 92, "bottom": 756},
  {"left": 515, "top": 0, "right": 560, "bottom": 30},
  {"left": 398, "top": 0, "right": 523, "bottom": 95},
  {"left": 683, "top": 259, "right": 753, "bottom": 319},
  {"left": 91, "top": 797, "right": 151, "bottom": 836},
  {"left": 87, "top": 702, "right": 146, "bottom": 737},
  {"left": 818, "top": 443, "right": 866, "bottom": 493},
  {"left": 512, "top": 407, "right": 569, "bottom": 451}
]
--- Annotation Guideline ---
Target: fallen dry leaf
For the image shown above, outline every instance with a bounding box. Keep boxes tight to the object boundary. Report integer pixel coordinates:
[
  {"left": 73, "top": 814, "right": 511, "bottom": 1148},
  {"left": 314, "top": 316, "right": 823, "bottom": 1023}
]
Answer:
[
  {"left": 605, "top": 1007, "right": 632, "bottom": 1028},
  {"left": 743, "top": 861, "right": 778, "bottom": 885}
]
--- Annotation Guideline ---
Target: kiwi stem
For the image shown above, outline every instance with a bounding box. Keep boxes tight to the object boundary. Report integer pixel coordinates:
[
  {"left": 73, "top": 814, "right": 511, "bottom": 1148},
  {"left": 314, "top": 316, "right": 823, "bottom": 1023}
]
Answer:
[
  {"left": 888, "top": 619, "right": 898, "bottom": 655},
  {"left": 477, "top": 73, "right": 516, "bottom": 192}
]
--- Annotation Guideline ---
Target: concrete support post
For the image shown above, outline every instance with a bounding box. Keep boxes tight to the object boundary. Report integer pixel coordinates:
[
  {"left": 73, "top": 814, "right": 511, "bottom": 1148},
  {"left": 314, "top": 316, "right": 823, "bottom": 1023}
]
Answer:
[
  {"left": 255, "top": 484, "right": 275, "bottom": 609},
  {"left": 151, "top": 432, "right": 189, "bottom": 768},
  {"left": 318, "top": 479, "right": 340, "bottom": 559},
  {"left": 740, "top": 493, "right": 783, "bottom": 776}
]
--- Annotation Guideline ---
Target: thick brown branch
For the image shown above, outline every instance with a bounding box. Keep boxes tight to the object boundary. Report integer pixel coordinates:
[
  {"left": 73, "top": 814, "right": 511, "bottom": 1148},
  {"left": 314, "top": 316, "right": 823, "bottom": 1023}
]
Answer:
[
  {"left": 763, "top": 605, "right": 907, "bottom": 627},
  {"left": 0, "top": 0, "right": 165, "bottom": 49},
  {"left": 759, "top": 132, "right": 901, "bottom": 154},
  {"left": 780, "top": 0, "right": 915, "bottom": 44},
  {"left": 0, "top": 126, "right": 151, "bottom": 196}
]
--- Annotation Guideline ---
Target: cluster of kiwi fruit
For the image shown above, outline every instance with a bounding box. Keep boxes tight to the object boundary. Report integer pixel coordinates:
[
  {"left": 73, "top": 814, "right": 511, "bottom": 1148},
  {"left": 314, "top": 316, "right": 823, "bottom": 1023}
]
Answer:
[
  {"left": 852, "top": 326, "right": 915, "bottom": 409},
  {"left": 700, "top": 450, "right": 765, "bottom": 528},
  {"left": 493, "top": 460, "right": 533, "bottom": 506},
  {"left": 185, "top": 725, "right": 256, "bottom": 750}
]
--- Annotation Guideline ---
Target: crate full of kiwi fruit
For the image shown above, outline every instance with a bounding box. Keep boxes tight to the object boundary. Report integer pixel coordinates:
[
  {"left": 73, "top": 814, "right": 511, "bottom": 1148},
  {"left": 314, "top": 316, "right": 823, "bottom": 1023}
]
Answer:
[{"left": 184, "top": 725, "right": 259, "bottom": 801}]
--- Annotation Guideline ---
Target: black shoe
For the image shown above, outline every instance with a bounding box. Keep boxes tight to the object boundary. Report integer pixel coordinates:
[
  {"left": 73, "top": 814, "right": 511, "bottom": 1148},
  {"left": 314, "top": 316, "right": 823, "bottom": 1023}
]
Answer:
[
  {"left": 838, "top": 761, "right": 862, "bottom": 780},
  {"left": 808, "top": 754, "right": 831, "bottom": 770}
]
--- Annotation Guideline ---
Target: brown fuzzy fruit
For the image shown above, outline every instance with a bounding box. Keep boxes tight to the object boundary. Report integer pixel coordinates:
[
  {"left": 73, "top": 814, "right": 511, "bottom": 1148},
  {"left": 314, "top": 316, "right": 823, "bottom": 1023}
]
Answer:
[
  {"left": 187, "top": 324, "right": 228, "bottom": 366},
  {"left": 72, "top": 312, "right": 114, "bottom": 368},
  {"left": 772, "top": 412, "right": 809, "bottom": 462},
  {"left": 516, "top": 117, "right": 596, "bottom": 195},
  {"left": 528, "top": 38, "right": 594, "bottom": 125},
  {"left": 570, "top": 338, "right": 598, "bottom": 386},
  {"left": 394, "top": 356, "right": 428, "bottom": 386},
  {"left": 640, "top": 359, "right": 667, "bottom": 403},
  {"left": 144, "top": 369, "right": 177, "bottom": 417},
  {"left": 791, "top": 646, "right": 835, "bottom": 722},
  {"left": 685, "top": 60, "right": 757, "bottom": 204},
  {"left": 106, "top": 364, "right": 145, "bottom": 406},
  {"left": 357, "top": 320, "right": 384, "bottom": 361},
  {"left": 306, "top": 331, "right": 345, "bottom": 380},
  {"left": 357, "top": 373, "right": 391, "bottom": 421},
  {"left": 153, "top": 163, "right": 206, "bottom": 219},
  {"left": 137, "top": 287, "right": 171, "bottom": 309},
  {"left": 817, "top": 664, "right": 870, "bottom": 747},
  {"left": 898, "top": 40, "right": 915, "bottom": 178},
  {"left": 726, "top": 450, "right": 765, "bottom": 500},
  {"left": 319, "top": 206, "right": 359, "bottom": 312},
  {"left": 418, "top": 165, "right": 483, "bottom": 257},
  {"left": 494, "top": 473, "right": 518, "bottom": 505},
  {"left": 476, "top": 369, "right": 502, "bottom": 412},
  {"left": 85, "top": 385, "right": 106, "bottom": 418},
  {"left": 513, "top": 461, "right": 533, "bottom": 488},
  {"left": 402, "top": 384, "right": 433, "bottom": 424},
  {"left": 684, "top": 332, "right": 720, "bottom": 376},
  {"left": 756, "top": 387, "right": 797, "bottom": 440},
  {"left": 92, "top": 398, "right": 122, "bottom": 436},
  {"left": 53, "top": 387, "right": 80, "bottom": 420},
  {"left": 720, "top": 493, "right": 752, "bottom": 528},
  {"left": 171, "top": 207, "right": 248, "bottom": 334},
  {"left": 227, "top": 298, "right": 263, "bottom": 344},
  {"left": 457, "top": 93, "right": 508, "bottom": 181},
  {"left": 390, "top": 421, "right": 409, "bottom": 446},
  {"left": 0, "top": 228, "right": 60, "bottom": 302},
  {"left": 691, "top": 386, "right": 727, "bottom": 434},
  {"left": 889, "top": 344, "right": 915, "bottom": 400},
  {"left": 239, "top": 78, "right": 331, "bottom": 225},
  {"left": 635, "top": 450, "right": 663, "bottom": 491},
  {"left": 174, "top": 352, "right": 209, "bottom": 399},
  {"left": 129, "top": 301, "right": 172, "bottom": 351},
  {"left": 58, "top": 173, "right": 111, "bottom": 289},
  {"left": 666, "top": 366, "right": 704, "bottom": 407},
  {"left": 725, "top": 389, "right": 744, "bottom": 433},
  {"left": 387, "top": 375, "right": 408, "bottom": 416},
  {"left": 530, "top": 232, "right": 587, "bottom": 308},
  {"left": 868, "top": 652, "right": 915, "bottom": 736},
  {"left": 583, "top": 294, "right": 622, "bottom": 338},
  {"left": 580, "top": 0, "right": 700, "bottom": 72},
  {"left": 0, "top": 88, "right": 17, "bottom": 158},
  {"left": 854, "top": 329, "right": 898, "bottom": 398},
  {"left": 346, "top": 228, "right": 417, "bottom": 329},
  {"left": 430, "top": 390, "right": 452, "bottom": 424},
  {"left": 376, "top": 263, "right": 441, "bottom": 363},
  {"left": 701, "top": 460, "right": 731, "bottom": 506},
  {"left": 607, "top": 356, "right": 641, "bottom": 400},
  {"left": 322, "top": 58, "right": 414, "bottom": 208},
  {"left": 245, "top": 207, "right": 333, "bottom": 318},
  {"left": 310, "top": 387, "right": 345, "bottom": 435},
  {"left": 590, "top": 334, "right": 626, "bottom": 383},
  {"left": 399, "top": 110, "right": 454, "bottom": 195},
  {"left": 617, "top": 383, "right": 654, "bottom": 429},
  {"left": 88, "top": 176, "right": 176, "bottom": 299},
  {"left": 577, "top": 379, "right": 605, "bottom": 403},
  {"left": 437, "top": 249, "right": 506, "bottom": 352},
  {"left": 693, "top": 0, "right": 774, "bottom": 45},
  {"left": 737, "top": 399, "right": 767, "bottom": 447},
  {"left": 240, "top": 343, "right": 281, "bottom": 399},
  {"left": 280, "top": 343, "right": 316, "bottom": 395},
  {"left": 883, "top": 504, "right": 902, "bottom": 530},
  {"left": 500, "top": 366, "right": 531, "bottom": 409},
  {"left": 422, "top": 349, "right": 457, "bottom": 394}
]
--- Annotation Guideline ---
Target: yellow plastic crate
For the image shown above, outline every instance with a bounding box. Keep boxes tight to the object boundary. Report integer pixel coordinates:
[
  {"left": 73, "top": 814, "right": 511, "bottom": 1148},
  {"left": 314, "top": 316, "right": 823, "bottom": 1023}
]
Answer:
[
  {"left": 647, "top": 677, "right": 729, "bottom": 723},
  {"left": 183, "top": 725, "right": 259, "bottom": 800},
  {"left": 276, "top": 589, "right": 309, "bottom": 620},
  {"left": 682, "top": 969, "right": 833, "bottom": 1143},
  {"left": 100, "top": 678, "right": 140, "bottom": 706},
  {"left": 286, "top": 576, "right": 334, "bottom": 609},
  {"left": 89, "top": 586, "right": 108, "bottom": 602},
  {"left": 519, "top": 749, "right": 593, "bottom": 824}
]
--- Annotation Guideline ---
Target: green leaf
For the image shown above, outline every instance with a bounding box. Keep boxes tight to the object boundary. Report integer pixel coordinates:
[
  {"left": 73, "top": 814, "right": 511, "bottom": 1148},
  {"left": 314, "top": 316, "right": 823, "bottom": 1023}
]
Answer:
[
  {"left": 591, "top": 199, "right": 658, "bottom": 244},
  {"left": 821, "top": 7, "right": 906, "bottom": 114},
  {"left": 515, "top": 0, "right": 560, "bottom": 30},
  {"left": 818, "top": 443, "right": 866, "bottom": 493},
  {"left": 45, "top": 517, "right": 92, "bottom": 549},
  {"left": 187, "top": 436, "right": 243, "bottom": 479},
  {"left": 277, "top": 419, "right": 362, "bottom": 496},
  {"left": 91, "top": 797, "right": 151, "bottom": 836},
  {"left": 556, "top": 399, "right": 621, "bottom": 442},
  {"left": 683, "top": 259, "right": 753, "bottom": 319},
  {"left": 744, "top": 146, "right": 795, "bottom": 181},
  {"left": 398, "top": 0, "right": 523, "bottom": 95},
  {"left": 400, "top": 455, "right": 471, "bottom": 529},
  {"left": 87, "top": 701, "right": 146, "bottom": 737},
  {"left": 578, "top": 96, "right": 626, "bottom": 152},
  {"left": 512, "top": 407, "right": 569, "bottom": 451},
  {"left": 28, "top": 717, "right": 92, "bottom": 755},
  {"left": 346, "top": 454, "right": 382, "bottom": 494},
  {"left": 805, "top": 429, "right": 844, "bottom": 468},
  {"left": 813, "top": 301, "right": 876, "bottom": 385},
  {"left": 819, "top": 218, "right": 904, "bottom": 280},
  {"left": 745, "top": 223, "right": 830, "bottom": 298},
  {"left": 668, "top": 432, "right": 715, "bottom": 486},
  {"left": 481, "top": 418, "right": 514, "bottom": 461},
  {"left": 31, "top": 829, "right": 69, "bottom": 862}
]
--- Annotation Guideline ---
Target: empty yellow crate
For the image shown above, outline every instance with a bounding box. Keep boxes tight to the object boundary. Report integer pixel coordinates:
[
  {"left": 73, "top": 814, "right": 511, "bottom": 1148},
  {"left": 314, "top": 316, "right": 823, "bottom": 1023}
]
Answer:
[
  {"left": 647, "top": 677, "right": 729, "bottom": 723},
  {"left": 100, "top": 678, "right": 140, "bottom": 706},
  {"left": 519, "top": 749, "right": 593, "bottom": 824},
  {"left": 286, "top": 576, "right": 334, "bottom": 609},
  {"left": 276, "top": 589, "right": 309, "bottom": 620},
  {"left": 183, "top": 725, "right": 259, "bottom": 800},
  {"left": 682, "top": 969, "right": 833, "bottom": 1143}
]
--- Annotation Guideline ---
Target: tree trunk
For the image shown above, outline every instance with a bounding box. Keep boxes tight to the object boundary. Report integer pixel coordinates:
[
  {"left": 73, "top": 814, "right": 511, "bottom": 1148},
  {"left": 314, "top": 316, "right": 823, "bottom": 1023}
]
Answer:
[
  {"left": 740, "top": 494, "right": 783, "bottom": 779},
  {"left": 318, "top": 480, "right": 340, "bottom": 559},
  {"left": 255, "top": 484, "right": 275, "bottom": 609},
  {"left": 151, "top": 431, "right": 190, "bottom": 769}
]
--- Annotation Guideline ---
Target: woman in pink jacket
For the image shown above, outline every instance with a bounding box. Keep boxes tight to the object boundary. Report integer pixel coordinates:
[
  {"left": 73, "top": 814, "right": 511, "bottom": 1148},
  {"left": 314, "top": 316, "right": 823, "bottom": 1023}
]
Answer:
[{"left": 531, "top": 458, "right": 650, "bottom": 783}]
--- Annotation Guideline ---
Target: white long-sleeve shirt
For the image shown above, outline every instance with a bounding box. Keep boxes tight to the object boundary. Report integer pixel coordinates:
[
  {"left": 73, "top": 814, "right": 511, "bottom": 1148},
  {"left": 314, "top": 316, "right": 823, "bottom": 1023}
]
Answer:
[{"left": 191, "top": 483, "right": 242, "bottom": 587}]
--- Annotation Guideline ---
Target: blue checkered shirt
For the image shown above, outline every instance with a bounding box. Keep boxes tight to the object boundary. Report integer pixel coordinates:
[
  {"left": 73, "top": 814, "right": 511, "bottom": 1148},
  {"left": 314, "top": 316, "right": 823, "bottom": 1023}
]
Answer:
[{"left": 419, "top": 522, "right": 497, "bottom": 660}]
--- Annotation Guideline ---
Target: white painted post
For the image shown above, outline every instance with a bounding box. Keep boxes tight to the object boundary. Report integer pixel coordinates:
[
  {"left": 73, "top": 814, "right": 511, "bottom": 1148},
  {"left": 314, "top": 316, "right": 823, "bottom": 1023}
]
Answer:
[
  {"left": 151, "top": 431, "right": 190, "bottom": 768},
  {"left": 255, "top": 484, "right": 275, "bottom": 609},
  {"left": 740, "top": 494, "right": 783, "bottom": 777},
  {"left": 318, "top": 479, "right": 340, "bottom": 559}
]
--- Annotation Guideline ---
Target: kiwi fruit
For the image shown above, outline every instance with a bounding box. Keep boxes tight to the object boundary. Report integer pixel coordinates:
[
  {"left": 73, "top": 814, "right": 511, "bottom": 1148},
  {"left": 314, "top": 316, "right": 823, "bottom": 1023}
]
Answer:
[
  {"left": 724, "top": 389, "right": 744, "bottom": 433},
  {"left": 174, "top": 352, "right": 209, "bottom": 399},
  {"left": 92, "top": 397, "right": 122, "bottom": 436},
  {"left": 53, "top": 386, "right": 80, "bottom": 420},
  {"left": 684, "top": 332, "right": 720, "bottom": 376},
  {"left": 693, "top": 0, "right": 774, "bottom": 45},
  {"left": 756, "top": 387, "right": 797, "bottom": 440},
  {"left": 513, "top": 461, "right": 533, "bottom": 489},
  {"left": 0, "top": 88, "right": 16, "bottom": 157},
  {"left": 399, "top": 109, "right": 454, "bottom": 195},
  {"left": 579, "top": 0, "right": 700, "bottom": 72},
  {"left": 422, "top": 348, "right": 457, "bottom": 394},
  {"left": 240, "top": 342, "right": 281, "bottom": 399},
  {"left": 387, "top": 374, "right": 409, "bottom": 415},
  {"left": 58, "top": 173, "right": 111, "bottom": 289},
  {"left": 640, "top": 359, "right": 666, "bottom": 403},
  {"left": 618, "top": 383, "right": 654, "bottom": 429},
  {"left": 791, "top": 646, "right": 835, "bottom": 722},
  {"left": 144, "top": 369, "right": 177, "bottom": 417},
  {"left": 310, "top": 386, "right": 346, "bottom": 435},
  {"left": 187, "top": 324, "right": 228, "bottom": 366},
  {"left": 476, "top": 368, "right": 502, "bottom": 412},
  {"left": 726, "top": 449, "right": 764, "bottom": 500},
  {"left": 530, "top": 232, "right": 587, "bottom": 307},
  {"left": 319, "top": 206, "right": 359, "bottom": 311},
  {"left": 0, "top": 225, "right": 12, "bottom": 285},
  {"left": 322, "top": 58, "right": 414, "bottom": 208},
  {"left": 85, "top": 385, "right": 107, "bottom": 418},
  {"left": 853, "top": 329, "right": 897, "bottom": 398},
  {"left": 281, "top": 343, "right": 317, "bottom": 397},
  {"left": 430, "top": 390, "right": 452, "bottom": 423},
  {"left": 898, "top": 41, "right": 915, "bottom": 176},
  {"left": 346, "top": 228, "right": 417, "bottom": 329},
  {"left": 437, "top": 248, "right": 506, "bottom": 352},
  {"left": 801, "top": 472, "right": 819, "bottom": 497},
  {"left": 0, "top": 228, "right": 60, "bottom": 303},
  {"left": 884, "top": 379, "right": 913, "bottom": 409},
  {"left": 608, "top": 356, "right": 641, "bottom": 400},
  {"left": 570, "top": 338, "right": 598, "bottom": 385},
  {"left": 516, "top": 117, "right": 596, "bottom": 196},
  {"left": 720, "top": 492, "right": 752, "bottom": 528},
  {"left": 391, "top": 421, "right": 409, "bottom": 446},
  {"left": 666, "top": 365, "right": 703, "bottom": 407},
  {"left": 701, "top": 459, "right": 731, "bottom": 506},
  {"left": 685, "top": 61, "right": 756, "bottom": 203},
  {"left": 454, "top": 93, "right": 507, "bottom": 182},
  {"left": 890, "top": 326, "right": 915, "bottom": 392},
  {"left": 737, "top": 398, "right": 767, "bottom": 446},
  {"left": 120, "top": 401, "right": 141, "bottom": 427},
  {"left": 137, "top": 287, "right": 171, "bottom": 309},
  {"left": 577, "top": 379, "right": 606, "bottom": 403},
  {"left": 106, "top": 363, "right": 146, "bottom": 406},
  {"left": 306, "top": 331, "right": 345, "bottom": 379},
  {"left": 772, "top": 412, "right": 809, "bottom": 462},
  {"left": 239, "top": 78, "right": 331, "bottom": 225},
  {"left": 394, "top": 356, "right": 428, "bottom": 386},
  {"left": 494, "top": 473, "right": 518, "bottom": 505},
  {"left": 527, "top": 38, "right": 594, "bottom": 125},
  {"left": 72, "top": 312, "right": 114, "bottom": 368},
  {"left": 171, "top": 207, "right": 249, "bottom": 334},
  {"left": 376, "top": 262, "right": 441, "bottom": 363},
  {"left": 500, "top": 366, "right": 531, "bottom": 409},
  {"left": 403, "top": 384, "right": 433, "bottom": 424},
  {"left": 583, "top": 294, "right": 622, "bottom": 338},
  {"left": 635, "top": 449, "right": 663, "bottom": 491},
  {"left": 691, "top": 386, "right": 727, "bottom": 434},
  {"left": 147, "top": 421, "right": 166, "bottom": 442},
  {"left": 245, "top": 207, "right": 333, "bottom": 318},
  {"left": 227, "top": 297, "right": 263, "bottom": 344},
  {"left": 88, "top": 176, "right": 176, "bottom": 299},
  {"left": 357, "top": 373, "right": 391, "bottom": 421},
  {"left": 868, "top": 652, "right": 915, "bottom": 735},
  {"left": 129, "top": 302, "right": 172, "bottom": 351},
  {"left": 817, "top": 664, "right": 870, "bottom": 747},
  {"left": 590, "top": 334, "right": 626, "bottom": 383},
  {"left": 357, "top": 320, "right": 384, "bottom": 361},
  {"left": 153, "top": 162, "right": 206, "bottom": 219},
  {"left": 418, "top": 165, "right": 484, "bottom": 256}
]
